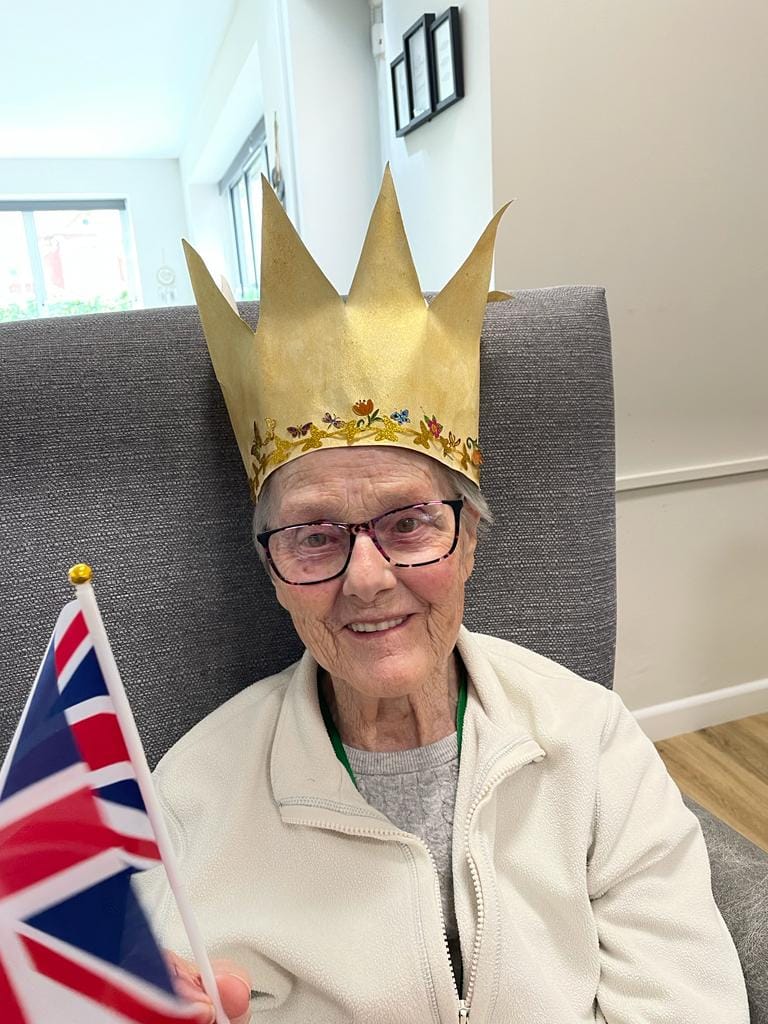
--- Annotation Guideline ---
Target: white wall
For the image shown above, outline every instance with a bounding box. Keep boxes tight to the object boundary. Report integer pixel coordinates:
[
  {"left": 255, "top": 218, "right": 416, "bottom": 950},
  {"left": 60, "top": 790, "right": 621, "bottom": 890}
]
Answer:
[
  {"left": 0, "top": 158, "right": 191, "bottom": 307},
  {"left": 381, "top": 0, "right": 495, "bottom": 291},
  {"left": 179, "top": 0, "right": 265, "bottom": 282},
  {"left": 281, "top": 0, "right": 381, "bottom": 292},
  {"left": 487, "top": 0, "right": 768, "bottom": 722},
  {"left": 180, "top": 0, "right": 381, "bottom": 297},
  {"left": 185, "top": 0, "right": 495, "bottom": 298}
]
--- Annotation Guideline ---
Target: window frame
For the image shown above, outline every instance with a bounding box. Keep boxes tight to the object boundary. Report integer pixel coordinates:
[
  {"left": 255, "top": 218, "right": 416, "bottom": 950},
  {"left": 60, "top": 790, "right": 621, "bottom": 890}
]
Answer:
[
  {"left": 219, "top": 119, "right": 269, "bottom": 300},
  {"left": 0, "top": 198, "right": 136, "bottom": 319}
]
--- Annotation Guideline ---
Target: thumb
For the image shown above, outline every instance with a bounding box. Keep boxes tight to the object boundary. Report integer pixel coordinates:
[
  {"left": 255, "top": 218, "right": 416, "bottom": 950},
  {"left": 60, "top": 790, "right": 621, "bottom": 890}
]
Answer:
[{"left": 213, "top": 963, "right": 252, "bottom": 1024}]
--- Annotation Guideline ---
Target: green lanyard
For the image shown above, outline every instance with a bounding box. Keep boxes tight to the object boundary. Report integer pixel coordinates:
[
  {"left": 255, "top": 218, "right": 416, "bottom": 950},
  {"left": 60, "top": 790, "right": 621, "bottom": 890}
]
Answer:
[{"left": 318, "top": 668, "right": 468, "bottom": 788}]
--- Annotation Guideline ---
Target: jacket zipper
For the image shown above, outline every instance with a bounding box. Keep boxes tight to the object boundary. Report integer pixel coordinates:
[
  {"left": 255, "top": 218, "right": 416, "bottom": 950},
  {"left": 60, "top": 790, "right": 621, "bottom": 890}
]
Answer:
[
  {"left": 461, "top": 739, "right": 546, "bottom": 1015},
  {"left": 424, "top": 842, "right": 464, "bottom": 1012},
  {"left": 284, "top": 812, "right": 461, "bottom": 1021},
  {"left": 283, "top": 738, "right": 543, "bottom": 1023}
]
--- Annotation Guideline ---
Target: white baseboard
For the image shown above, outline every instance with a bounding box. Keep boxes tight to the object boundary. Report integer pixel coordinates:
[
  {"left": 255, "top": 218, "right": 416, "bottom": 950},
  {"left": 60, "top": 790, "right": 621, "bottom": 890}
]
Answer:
[{"left": 632, "top": 677, "right": 768, "bottom": 742}]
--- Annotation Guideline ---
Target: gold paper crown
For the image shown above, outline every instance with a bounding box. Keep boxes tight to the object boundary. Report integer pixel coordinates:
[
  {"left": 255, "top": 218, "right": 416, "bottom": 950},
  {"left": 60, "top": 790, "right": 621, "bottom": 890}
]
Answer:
[{"left": 183, "top": 164, "right": 512, "bottom": 501}]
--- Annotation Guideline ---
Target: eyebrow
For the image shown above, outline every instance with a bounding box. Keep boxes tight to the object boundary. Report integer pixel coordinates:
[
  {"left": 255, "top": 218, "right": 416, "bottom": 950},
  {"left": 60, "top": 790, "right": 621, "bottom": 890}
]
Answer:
[{"left": 278, "top": 494, "right": 437, "bottom": 524}]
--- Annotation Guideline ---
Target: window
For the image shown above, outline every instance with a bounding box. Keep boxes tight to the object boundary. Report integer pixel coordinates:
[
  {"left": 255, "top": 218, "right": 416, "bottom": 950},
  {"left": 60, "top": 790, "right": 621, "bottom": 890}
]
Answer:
[
  {"left": 0, "top": 200, "right": 137, "bottom": 322},
  {"left": 220, "top": 121, "right": 269, "bottom": 300}
]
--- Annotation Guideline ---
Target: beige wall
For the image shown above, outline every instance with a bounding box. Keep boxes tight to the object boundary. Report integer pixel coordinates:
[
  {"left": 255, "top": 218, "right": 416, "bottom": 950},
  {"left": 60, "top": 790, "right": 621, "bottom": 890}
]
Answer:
[
  {"left": 488, "top": 0, "right": 768, "bottom": 713},
  {"left": 616, "top": 473, "right": 768, "bottom": 709}
]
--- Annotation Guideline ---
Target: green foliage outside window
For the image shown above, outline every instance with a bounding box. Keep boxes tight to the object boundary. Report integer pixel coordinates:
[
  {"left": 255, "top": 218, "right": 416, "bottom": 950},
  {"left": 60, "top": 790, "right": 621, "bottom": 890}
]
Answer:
[{"left": 0, "top": 292, "right": 133, "bottom": 323}]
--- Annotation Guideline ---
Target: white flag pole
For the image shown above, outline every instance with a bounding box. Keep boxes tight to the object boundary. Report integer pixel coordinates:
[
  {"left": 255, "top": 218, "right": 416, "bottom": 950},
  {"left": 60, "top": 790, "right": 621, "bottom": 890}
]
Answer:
[{"left": 68, "top": 564, "right": 232, "bottom": 1024}]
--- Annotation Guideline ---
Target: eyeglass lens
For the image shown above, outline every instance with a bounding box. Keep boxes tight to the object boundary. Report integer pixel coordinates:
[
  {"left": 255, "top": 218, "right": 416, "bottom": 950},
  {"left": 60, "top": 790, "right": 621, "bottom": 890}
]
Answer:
[{"left": 268, "top": 503, "right": 457, "bottom": 584}]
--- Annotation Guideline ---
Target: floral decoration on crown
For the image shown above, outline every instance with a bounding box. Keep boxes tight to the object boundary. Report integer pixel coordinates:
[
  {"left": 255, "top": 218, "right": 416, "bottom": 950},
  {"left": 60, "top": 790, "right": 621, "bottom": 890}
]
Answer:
[{"left": 249, "top": 399, "right": 483, "bottom": 501}]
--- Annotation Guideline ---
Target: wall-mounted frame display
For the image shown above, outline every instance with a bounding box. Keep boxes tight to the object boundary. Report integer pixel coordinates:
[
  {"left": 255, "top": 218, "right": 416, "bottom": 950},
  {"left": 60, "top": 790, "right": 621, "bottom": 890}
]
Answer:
[
  {"left": 390, "top": 52, "right": 410, "bottom": 135},
  {"left": 390, "top": 8, "right": 464, "bottom": 137},
  {"left": 430, "top": 7, "right": 464, "bottom": 114},
  {"left": 403, "top": 14, "right": 436, "bottom": 132}
]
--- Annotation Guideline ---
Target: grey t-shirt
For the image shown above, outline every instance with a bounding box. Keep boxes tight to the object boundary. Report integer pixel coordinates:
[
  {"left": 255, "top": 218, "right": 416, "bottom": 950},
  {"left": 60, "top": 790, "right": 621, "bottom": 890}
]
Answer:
[{"left": 343, "top": 733, "right": 462, "bottom": 987}]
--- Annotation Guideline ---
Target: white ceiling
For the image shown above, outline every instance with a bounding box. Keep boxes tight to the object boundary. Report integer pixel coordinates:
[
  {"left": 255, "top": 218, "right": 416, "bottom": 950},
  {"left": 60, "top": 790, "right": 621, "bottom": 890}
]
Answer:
[{"left": 0, "top": 0, "right": 238, "bottom": 159}]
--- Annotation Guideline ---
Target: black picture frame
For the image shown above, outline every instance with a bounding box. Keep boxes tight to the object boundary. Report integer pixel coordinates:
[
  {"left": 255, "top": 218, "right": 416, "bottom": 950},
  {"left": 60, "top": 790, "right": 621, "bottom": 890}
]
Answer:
[
  {"left": 429, "top": 7, "right": 464, "bottom": 114},
  {"left": 403, "top": 13, "right": 436, "bottom": 133},
  {"left": 390, "top": 52, "right": 410, "bottom": 136}
]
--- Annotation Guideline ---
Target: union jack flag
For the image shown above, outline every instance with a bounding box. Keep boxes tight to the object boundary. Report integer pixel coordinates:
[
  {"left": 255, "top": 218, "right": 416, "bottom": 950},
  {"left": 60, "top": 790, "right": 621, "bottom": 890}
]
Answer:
[{"left": 0, "top": 601, "right": 198, "bottom": 1023}]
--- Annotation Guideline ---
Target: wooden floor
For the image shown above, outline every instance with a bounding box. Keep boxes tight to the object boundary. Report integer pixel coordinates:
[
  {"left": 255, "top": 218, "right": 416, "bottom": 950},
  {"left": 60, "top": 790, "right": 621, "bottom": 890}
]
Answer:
[{"left": 655, "top": 712, "right": 768, "bottom": 854}]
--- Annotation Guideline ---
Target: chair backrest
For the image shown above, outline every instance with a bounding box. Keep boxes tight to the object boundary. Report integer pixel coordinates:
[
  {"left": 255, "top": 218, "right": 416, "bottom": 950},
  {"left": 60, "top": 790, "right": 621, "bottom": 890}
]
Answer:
[{"left": 0, "top": 287, "right": 615, "bottom": 766}]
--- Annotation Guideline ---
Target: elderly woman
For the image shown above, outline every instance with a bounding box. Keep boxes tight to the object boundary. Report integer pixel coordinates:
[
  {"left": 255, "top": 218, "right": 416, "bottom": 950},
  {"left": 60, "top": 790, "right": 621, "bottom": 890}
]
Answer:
[{"left": 137, "top": 169, "right": 749, "bottom": 1024}]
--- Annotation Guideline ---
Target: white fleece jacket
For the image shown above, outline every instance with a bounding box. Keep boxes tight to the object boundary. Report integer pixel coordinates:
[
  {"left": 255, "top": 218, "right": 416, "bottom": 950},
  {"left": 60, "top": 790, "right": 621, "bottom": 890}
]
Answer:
[{"left": 135, "top": 627, "right": 749, "bottom": 1023}]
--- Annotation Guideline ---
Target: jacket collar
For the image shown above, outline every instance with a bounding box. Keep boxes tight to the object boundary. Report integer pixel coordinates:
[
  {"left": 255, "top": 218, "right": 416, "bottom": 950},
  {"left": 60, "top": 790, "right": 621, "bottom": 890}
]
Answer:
[{"left": 270, "top": 625, "right": 546, "bottom": 828}]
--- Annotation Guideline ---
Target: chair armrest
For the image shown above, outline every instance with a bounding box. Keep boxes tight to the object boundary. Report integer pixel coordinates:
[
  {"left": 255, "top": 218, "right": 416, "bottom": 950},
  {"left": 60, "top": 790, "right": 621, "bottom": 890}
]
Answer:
[{"left": 683, "top": 794, "right": 768, "bottom": 1024}]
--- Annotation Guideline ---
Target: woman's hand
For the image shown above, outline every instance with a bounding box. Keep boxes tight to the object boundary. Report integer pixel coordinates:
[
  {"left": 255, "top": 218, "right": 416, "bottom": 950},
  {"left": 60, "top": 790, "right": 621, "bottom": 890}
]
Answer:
[{"left": 165, "top": 949, "right": 252, "bottom": 1024}]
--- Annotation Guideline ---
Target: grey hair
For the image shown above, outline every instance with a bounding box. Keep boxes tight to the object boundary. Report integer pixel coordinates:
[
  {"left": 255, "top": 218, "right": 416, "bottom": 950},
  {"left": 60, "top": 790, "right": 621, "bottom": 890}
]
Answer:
[{"left": 251, "top": 460, "right": 493, "bottom": 569}]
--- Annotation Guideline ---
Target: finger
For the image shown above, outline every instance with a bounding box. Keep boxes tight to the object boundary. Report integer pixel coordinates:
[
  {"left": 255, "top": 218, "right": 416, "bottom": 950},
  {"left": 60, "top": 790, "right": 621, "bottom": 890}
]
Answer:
[
  {"left": 209, "top": 958, "right": 251, "bottom": 1022},
  {"left": 163, "top": 950, "right": 214, "bottom": 1021},
  {"left": 163, "top": 952, "right": 252, "bottom": 1023},
  {"left": 173, "top": 979, "right": 214, "bottom": 1024},
  {"left": 173, "top": 973, "right": 209, "bottom": 1004},
  {"left": 164, "top": 949, "right": 202, "bottom": 986},
  {"left": 215, "top": 972, "right": 252, "bottom": 1021}
]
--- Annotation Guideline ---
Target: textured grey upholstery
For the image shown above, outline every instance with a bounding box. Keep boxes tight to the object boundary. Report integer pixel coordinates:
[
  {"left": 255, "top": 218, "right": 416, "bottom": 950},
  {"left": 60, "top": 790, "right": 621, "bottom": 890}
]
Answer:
[
  {"left": 0, "top": 290, "right": 765, "bottom": 1019},
  {"left": 684, "top": 795, "right": 768, "bottom": 1020}
]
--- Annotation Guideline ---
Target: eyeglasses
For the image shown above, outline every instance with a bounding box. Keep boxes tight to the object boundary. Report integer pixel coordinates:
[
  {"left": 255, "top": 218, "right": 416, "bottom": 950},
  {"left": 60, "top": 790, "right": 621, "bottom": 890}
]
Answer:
[{"left": 257, "top": 499, "right": 464, "bottom": 586}]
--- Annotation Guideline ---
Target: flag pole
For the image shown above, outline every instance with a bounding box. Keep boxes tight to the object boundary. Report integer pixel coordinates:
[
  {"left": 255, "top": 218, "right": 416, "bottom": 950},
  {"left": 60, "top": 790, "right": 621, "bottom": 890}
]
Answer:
[{"left": 68, "top": 563, "right": 233, "bottom": 1024}]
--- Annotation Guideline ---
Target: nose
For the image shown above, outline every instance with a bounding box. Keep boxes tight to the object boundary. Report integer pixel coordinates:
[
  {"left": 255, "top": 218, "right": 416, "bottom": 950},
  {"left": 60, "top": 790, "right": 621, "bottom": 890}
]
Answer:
[{"left": 341, "top": 532, "right": 397, "bottom": 602}]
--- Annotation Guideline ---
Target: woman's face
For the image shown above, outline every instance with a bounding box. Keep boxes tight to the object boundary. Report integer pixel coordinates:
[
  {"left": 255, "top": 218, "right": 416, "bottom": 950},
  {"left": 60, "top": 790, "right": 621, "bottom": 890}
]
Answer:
[{"left": 266, "top": 447, "right": 478, "bottom": 699}]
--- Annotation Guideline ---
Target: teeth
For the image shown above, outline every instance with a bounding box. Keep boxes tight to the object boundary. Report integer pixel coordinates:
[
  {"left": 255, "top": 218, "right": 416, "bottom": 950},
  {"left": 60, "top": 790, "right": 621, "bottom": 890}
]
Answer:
[{"left": 348, "top": 617, "right": 405, "bottom": 633}]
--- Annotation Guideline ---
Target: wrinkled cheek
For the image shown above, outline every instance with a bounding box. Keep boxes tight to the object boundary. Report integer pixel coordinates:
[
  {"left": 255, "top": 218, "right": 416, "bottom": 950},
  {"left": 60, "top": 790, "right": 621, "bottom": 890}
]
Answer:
[
  {"left": 291, "top": 613, "right": 340, "bottom": 667},
  {"left": 424, "top": 570, "right": 466, "bottom": 625},
  {"left": 427, "top": 603, "right": 464, "bottom": 651}
]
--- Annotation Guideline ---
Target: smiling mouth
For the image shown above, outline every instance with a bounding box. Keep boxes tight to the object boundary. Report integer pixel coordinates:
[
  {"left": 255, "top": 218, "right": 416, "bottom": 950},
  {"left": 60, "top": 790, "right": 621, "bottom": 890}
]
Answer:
[{"left": 346, "top": 616, "right": 409, "bottom": 634}]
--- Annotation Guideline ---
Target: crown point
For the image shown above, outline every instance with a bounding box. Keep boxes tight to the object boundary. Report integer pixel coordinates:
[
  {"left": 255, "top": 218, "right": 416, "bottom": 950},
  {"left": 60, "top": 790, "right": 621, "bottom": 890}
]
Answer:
[
  {"left": 68, "top": 563, "right": 93, "bottom": 585},
  {"left": 347, "top": 161, "right": 423, "bottom": 310}
]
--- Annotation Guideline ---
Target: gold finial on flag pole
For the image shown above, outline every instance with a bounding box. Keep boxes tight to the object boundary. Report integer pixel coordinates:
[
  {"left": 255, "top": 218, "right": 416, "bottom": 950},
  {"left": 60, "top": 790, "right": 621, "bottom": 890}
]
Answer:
[{"left": 68, "top": 563, "right": 93, "bottom": 585}]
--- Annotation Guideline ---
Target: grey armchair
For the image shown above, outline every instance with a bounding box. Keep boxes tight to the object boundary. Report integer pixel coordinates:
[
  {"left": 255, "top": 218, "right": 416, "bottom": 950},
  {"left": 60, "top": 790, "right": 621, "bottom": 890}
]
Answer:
[{"left": 1, "top": 290, "right": 765, "bottom": 1019}]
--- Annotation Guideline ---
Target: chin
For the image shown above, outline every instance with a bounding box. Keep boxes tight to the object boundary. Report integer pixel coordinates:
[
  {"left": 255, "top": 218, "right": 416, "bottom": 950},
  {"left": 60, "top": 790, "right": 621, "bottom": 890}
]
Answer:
[{"left": 346, "top": 654, "right": 431, "bottom": 697}]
